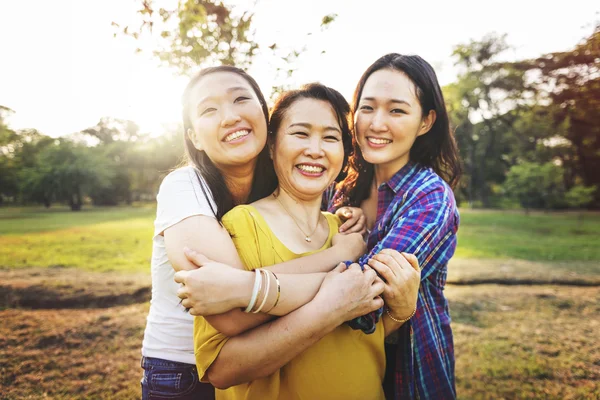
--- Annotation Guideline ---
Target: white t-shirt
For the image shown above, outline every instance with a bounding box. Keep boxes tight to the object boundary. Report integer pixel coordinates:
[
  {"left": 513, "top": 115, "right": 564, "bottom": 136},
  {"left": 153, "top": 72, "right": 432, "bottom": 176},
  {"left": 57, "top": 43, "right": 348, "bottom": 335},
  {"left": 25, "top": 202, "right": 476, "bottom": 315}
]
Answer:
[{"left": 141, "top": 166, "right": 217, "bottom": 365}]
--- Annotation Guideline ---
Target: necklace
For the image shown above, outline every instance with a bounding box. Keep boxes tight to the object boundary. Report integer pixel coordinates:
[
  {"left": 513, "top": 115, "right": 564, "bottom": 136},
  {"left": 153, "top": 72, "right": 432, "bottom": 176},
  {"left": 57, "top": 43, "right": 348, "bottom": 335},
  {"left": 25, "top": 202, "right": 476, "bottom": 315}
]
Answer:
[{"left": 273, "top": 192, "right": 321, "bottom": 243}]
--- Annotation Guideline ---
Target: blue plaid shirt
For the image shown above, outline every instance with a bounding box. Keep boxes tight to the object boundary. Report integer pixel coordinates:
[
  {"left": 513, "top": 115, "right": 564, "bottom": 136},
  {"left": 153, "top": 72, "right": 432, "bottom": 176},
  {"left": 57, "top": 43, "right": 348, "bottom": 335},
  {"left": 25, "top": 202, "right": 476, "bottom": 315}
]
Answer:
[{"left": 329, "top": 162, "right": 459, "bottom": 400}]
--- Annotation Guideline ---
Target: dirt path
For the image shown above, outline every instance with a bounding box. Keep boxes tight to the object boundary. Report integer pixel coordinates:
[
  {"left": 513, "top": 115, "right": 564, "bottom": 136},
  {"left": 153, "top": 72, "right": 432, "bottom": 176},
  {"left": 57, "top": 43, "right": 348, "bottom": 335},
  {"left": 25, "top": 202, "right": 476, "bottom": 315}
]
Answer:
[{"left": 0, "top": 267, "right": 151, "bottom": 309}]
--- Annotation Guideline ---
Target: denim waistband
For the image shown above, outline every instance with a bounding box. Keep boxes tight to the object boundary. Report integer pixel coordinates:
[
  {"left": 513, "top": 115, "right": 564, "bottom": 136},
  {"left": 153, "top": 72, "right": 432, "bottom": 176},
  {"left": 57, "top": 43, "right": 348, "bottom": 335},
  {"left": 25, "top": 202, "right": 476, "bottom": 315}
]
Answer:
[{"left": 141, "top": 356, "right": 197, "bottom": 370}]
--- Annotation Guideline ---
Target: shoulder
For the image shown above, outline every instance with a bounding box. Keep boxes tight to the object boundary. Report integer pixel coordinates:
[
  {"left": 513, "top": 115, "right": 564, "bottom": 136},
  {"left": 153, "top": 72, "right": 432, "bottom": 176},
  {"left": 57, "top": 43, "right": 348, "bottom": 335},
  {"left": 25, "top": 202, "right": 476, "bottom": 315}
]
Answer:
[
  {"left": 322, "top": 211, "right": 342, "bottom": 230},
  {"left": 222, "top": 205, "right": 259, "bottom": 235},
  {"left": 407, "top": 166, "right": 456, "bottom": 208},
  {"left": 159, "top": 166, "right": 202, "bottom": 191},
  {"left": 155, "top": 166, "right": 217, "bottom": 227}
]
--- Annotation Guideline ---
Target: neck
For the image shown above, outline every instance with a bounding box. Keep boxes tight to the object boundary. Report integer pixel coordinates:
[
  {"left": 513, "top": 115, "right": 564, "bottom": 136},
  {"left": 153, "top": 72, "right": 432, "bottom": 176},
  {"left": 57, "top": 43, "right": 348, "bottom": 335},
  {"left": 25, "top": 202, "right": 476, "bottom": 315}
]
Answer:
[
  {"left": 275, "top": 187, "right": 323, "bottom": 232},
  {"left": 374, "top": 156, "right": 410, "bottom": 187},
  {"left": 220, "top": 161, "right": 257, "bottom": 205}
]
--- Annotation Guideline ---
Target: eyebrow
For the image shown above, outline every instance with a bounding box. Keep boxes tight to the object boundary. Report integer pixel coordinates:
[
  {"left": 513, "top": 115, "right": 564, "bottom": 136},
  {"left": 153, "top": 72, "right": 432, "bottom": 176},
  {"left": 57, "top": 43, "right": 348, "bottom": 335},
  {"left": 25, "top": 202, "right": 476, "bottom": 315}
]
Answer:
[
  {"left": 289, "top": 122, "right": 341, "bottom": 133},
  {"left": 362, "top": 97, "right": 412, "bottom": 107},
  {"left": 196, "top": 87, "right": 252, "bottom": 107}
]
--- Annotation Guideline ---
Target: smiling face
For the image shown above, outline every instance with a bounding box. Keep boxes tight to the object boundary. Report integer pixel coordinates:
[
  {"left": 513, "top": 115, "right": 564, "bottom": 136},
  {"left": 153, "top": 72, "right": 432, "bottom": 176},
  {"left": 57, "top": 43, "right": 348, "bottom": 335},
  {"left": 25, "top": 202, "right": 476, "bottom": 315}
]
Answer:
[
  {"left": 186, "top": 71, "right": 267, "bottom": 170},
  {"left": 355, "top": 68, "right": 434, "bottom": 181},
  {"left": 271, "top": 98, "right": 345, "bottom": 201}
]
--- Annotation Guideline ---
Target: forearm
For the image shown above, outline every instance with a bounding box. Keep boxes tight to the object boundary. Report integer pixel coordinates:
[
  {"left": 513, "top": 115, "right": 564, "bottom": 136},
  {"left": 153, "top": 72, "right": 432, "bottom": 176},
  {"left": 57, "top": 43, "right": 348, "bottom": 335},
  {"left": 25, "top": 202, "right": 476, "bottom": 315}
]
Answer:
[
  {"left": 265, "top": 246, "right": 343, "bottom": 274},
  {"left": 382, "top": 313, "right": 405, "bottom": 337},
  {"left": 206, "top": 300, "right": 341, "bottom": 389},
  {"left": 205, "top": 272, "right": 326, "bottom": 336}
]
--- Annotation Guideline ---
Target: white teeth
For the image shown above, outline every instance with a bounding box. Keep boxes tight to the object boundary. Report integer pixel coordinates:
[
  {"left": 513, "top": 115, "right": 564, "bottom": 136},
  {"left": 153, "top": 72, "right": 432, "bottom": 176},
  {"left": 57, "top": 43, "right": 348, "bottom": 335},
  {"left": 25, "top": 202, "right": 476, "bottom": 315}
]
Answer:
[
  {"left": 224, "top": 130, "right": 250, "bottom": 142},
  {"left": 297, "top": 164, "right": 324, "bottom": 173},
  {"left": 368, "top": 137, "right": 392, "bottom": 145}
]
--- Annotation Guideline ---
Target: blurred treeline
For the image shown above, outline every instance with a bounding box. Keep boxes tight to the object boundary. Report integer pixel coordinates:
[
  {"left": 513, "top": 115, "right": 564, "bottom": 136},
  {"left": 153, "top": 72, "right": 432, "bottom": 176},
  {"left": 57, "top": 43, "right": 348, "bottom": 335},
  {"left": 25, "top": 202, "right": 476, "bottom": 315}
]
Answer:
[
  {"left": 0, "top": 115, "right": 184, "bottom": 210},
  {"left": 0, "top": 1, "right": 598, "bottom": 211}
]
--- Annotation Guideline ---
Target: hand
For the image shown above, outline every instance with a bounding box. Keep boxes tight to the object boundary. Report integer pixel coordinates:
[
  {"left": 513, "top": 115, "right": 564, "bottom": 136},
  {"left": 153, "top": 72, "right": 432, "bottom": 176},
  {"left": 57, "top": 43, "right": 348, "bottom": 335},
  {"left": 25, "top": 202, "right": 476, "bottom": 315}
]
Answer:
[
  {"left": 367, "top": 249, "right": 421, "bottom": 321},
  {"left": 335, "top": 206, "right": 367, "bottom": 235},
  {"left": 312, "top": 262, "right": 384, "bottom": 324},
  {"left": 331, "top": 232, "right": 367, "bottom": 262},
  {"left": 174, "top": 248, "right": 252, "bottom": 316}
]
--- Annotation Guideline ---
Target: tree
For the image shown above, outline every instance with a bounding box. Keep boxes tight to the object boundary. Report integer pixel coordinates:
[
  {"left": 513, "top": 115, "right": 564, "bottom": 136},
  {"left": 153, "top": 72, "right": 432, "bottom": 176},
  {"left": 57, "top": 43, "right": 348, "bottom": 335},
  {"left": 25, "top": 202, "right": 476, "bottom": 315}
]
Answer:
[
  {"left": 502, "top": 162, "right": 565, "bottom": 213},
  {"left": 565, "top": 184, "right": 597, "bottom": 215},
  {"left": 446, "top": 34, "right": 534, "bottom": 207},
  {"left": 114, "top": 0, "right": 336, "bottom": 98},
  {"left": 0, "top": 106, "right": 18, "bottom": 203},
  {"left": 22, "top": 139, "right": 114, "bottom": 210},
  {"left": 510, "top": 24, "right": 600, "bottom": 206}
]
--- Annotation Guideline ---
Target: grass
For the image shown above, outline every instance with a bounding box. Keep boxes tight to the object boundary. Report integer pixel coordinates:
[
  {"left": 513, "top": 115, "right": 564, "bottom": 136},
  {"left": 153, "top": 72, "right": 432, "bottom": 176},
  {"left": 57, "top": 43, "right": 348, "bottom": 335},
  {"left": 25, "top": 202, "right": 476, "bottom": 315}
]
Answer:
[
  {"left": 448, "top": 285, "right": 600, "bottom": 399},
  {"left": 0, "top": 206, "right": 155, "bottom": 272},
  {"left": 1, "top": 206, "right": 599, "bottom": 399},
  {"left": 1, "top": 276, "right": 597, "bottom": 399},
  {"left": 455, "top": 209, "right": 600, "bottom": 262},
  {"left": 1, "top": 206, "right": 599, "bottom": 274}
]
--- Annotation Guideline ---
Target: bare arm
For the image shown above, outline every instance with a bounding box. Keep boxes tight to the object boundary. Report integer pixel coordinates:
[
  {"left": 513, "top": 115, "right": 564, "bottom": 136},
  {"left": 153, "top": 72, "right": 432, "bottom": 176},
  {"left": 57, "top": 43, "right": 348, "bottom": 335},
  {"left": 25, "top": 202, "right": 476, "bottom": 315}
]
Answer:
[
  {"left": 166, "top": 216, "right": 363, "bottom": 336},
  {"left": 203, "top": 264, "right": 384, "bottom": 389}
]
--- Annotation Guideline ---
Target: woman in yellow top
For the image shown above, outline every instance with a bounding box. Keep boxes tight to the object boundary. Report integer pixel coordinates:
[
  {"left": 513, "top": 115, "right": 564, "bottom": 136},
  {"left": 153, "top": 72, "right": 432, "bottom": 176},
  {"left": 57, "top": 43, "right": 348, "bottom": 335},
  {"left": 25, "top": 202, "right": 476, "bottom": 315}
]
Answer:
[{"left": 188, "top": 83, "right": 421, "bottom": 400}]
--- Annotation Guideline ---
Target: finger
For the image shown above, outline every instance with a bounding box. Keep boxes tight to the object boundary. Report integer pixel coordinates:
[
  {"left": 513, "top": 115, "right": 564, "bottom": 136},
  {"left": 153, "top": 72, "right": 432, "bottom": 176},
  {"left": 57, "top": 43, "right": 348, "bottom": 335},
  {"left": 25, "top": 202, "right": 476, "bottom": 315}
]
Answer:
[
  {"left": 369, "top": 282, "right": 385, "bottom": 298},
  {"left": 183, "top": 247, "right": 211, "bottom": 267},
  {"left": 401, "top": 252, "right": 421, "bottom": 272},
  {"left": 371, "top": 297, "right": 385, "bottom": 311},
  {"left": 176, "top": 286, "right": 188, "bottom": 299},
  {"left": 372, "top": 253, "right": 402, "bottom": 276},
  {"left": 174, "top": 270, "right": 188, "bottom": 284},
  {"left": 367, "top": 258, "right": 395, "bottom": 283},
  {"left": 363, "top": 267, "right": 377, "bottom": 283},
  {"left": 181, "top": 298, "right": 192, "bottom": 309},
  {"left": 333, "top": 262, "right": 348, "bottom": 273},
  {"left": 338, "top": 217, "right": 355, "bottom": 233},
  {"left": 345, "top": 214, "right": 365, "bottom": 234},
  {"left": 347, "top": 262, "right": 362, "bottom": 272},
  {"left": 376, "top": 250, "right": 407, "bottom": 272}
]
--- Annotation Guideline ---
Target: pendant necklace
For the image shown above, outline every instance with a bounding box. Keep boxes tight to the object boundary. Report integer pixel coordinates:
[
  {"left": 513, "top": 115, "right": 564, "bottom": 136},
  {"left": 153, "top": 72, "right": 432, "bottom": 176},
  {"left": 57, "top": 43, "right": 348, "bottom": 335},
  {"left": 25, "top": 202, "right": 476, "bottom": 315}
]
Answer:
[{"left": 273, "top": 192, "right": 320, "bottom": 243}]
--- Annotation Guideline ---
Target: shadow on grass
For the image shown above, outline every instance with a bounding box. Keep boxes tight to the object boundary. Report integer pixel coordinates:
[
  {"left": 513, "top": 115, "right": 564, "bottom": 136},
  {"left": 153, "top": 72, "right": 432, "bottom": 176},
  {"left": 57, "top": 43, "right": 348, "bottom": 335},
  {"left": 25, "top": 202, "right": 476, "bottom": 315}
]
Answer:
[{"left": 0, "top": 284, "right": 150, "bottom": 309}]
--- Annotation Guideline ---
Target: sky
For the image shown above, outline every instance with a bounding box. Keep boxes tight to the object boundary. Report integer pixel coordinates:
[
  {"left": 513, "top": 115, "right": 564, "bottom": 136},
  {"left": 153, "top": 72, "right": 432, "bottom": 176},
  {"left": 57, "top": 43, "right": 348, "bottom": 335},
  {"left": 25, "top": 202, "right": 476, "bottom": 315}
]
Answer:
[{"left": 0, "top": 0, "right": 597, "bottom": 137}]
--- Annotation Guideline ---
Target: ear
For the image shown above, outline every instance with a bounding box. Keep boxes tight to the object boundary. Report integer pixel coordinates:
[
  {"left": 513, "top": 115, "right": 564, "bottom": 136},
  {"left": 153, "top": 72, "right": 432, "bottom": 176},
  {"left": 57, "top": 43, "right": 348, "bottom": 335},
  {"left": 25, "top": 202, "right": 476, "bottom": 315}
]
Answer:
[
  {"left": 417, "top": 110, "right": 436, "bottom": 137},
  {"left": 187, "top": 128, "right": 202, "bottom": 150}
]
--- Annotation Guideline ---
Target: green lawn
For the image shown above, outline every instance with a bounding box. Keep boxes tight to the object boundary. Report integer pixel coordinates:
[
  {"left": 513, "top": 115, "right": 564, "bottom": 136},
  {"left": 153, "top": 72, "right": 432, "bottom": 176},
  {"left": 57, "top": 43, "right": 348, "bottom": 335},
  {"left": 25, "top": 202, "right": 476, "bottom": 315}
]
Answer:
[
  {"left": 455, "top": 209, "right": 600, "bottom": 262},
  {"left": 0, "top": 206, "right": 155, "bottom": 272},
  {"left": 1, "top": 206, "right": 599, "bottom": 273}
]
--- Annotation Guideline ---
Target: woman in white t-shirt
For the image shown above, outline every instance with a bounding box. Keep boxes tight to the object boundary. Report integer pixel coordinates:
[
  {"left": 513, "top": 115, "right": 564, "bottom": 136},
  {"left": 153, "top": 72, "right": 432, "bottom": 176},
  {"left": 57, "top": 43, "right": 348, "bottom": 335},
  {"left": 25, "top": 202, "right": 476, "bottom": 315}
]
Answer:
[{"left": 140, "top": 66, "right": 371, "bottom": 400}]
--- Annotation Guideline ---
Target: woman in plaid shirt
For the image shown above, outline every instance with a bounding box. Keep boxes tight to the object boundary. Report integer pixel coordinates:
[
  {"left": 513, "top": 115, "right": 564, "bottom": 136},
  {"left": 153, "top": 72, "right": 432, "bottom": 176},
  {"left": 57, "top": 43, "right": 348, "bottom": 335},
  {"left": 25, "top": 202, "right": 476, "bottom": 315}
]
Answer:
[{"left": 329, "top": 53, "right": 462, "bottom": 399}]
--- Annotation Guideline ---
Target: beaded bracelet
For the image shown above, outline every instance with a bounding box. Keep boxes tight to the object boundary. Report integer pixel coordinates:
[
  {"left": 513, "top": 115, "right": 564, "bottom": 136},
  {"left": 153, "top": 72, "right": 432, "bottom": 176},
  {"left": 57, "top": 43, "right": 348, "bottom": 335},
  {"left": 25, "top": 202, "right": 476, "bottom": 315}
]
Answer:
[{"left": 385, "top": 306, "right": 416, "bottom": 324}]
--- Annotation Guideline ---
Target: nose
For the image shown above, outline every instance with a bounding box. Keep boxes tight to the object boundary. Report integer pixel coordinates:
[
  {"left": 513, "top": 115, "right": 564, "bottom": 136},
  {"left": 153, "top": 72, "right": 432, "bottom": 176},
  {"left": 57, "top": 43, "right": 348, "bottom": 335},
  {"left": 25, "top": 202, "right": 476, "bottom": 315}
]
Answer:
[
  {"left": 304, "top": 136, "right": 325, "bottom": 158},
  {"left": 369, "top": 109, "right": 389, "bottom": 133},
  {"left": 220, "top": 105, "right": 242, "bottom": 127}
]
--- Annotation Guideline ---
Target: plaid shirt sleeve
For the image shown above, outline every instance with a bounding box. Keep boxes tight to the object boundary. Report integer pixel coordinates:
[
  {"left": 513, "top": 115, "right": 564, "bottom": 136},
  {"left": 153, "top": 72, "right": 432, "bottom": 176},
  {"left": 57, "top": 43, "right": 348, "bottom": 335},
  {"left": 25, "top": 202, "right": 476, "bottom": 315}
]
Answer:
[
  {"left": 369, "top": 187, "right": 458, "bottom": 399},
  {"left": 365, "top": 186, "right": 456, "bottom": 278}
]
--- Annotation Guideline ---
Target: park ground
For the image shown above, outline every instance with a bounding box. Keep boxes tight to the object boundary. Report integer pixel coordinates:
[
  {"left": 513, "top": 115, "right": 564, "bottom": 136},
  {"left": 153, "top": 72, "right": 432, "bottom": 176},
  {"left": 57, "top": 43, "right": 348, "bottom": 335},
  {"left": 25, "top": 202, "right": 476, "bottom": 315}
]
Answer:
[{"left": 1, "top": 206, "right": 599, "bottom": 399}]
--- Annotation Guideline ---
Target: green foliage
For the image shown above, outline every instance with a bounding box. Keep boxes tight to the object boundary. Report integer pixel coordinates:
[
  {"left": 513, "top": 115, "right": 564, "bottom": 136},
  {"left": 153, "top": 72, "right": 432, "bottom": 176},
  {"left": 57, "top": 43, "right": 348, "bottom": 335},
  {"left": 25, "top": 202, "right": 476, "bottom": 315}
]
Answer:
[
  {"left": 502, "top": 162, "right": 565, "bottom": 211},
  {"left": 565, "top": 185, "right": 596, "bottom": 210}
]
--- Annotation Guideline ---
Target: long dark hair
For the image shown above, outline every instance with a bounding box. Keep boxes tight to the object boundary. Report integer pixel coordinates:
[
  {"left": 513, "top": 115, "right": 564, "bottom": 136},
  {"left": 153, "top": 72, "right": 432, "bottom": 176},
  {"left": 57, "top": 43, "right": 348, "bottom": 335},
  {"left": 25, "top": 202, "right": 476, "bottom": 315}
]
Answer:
[
  {"left": 268, "top": 83, "right": 353, "bottom": 186},
  {"left": 181, "top": 65, "right": 276, "bottom": 221},
  {"left": 336, "top": 53, "right": 462, "bottom": 207}
]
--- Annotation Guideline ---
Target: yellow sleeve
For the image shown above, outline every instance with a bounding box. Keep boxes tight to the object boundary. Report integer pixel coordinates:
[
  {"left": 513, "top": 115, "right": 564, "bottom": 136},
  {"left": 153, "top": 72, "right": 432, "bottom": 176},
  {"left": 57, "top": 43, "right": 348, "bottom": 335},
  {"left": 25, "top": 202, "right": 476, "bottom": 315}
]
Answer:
[
  {"left": 194, "top": 316, "right": 229, "bottom": 382},
  {"left": 222, "top": 205, "right": 266, "bottom": 271}
]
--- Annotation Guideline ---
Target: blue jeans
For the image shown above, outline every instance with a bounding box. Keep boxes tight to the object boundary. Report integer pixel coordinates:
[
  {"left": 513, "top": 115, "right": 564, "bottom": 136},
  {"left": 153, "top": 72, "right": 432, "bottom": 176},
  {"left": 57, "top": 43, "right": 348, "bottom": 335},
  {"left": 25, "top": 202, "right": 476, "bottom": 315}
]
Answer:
[{"left": 141, "top": 356, "right": 215, "bottom": 400}]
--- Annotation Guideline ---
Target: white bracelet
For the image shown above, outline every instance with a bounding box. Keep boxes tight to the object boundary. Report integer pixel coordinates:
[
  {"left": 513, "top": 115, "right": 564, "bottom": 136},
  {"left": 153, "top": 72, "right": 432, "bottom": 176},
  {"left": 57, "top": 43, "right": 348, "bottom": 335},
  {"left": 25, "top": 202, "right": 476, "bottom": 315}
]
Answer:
[
  {"left": 253, "top": 269, "right": 271, "bottom": 314},
  {"left": 244, "top": 269, "right": 262, "bottom": 313}
]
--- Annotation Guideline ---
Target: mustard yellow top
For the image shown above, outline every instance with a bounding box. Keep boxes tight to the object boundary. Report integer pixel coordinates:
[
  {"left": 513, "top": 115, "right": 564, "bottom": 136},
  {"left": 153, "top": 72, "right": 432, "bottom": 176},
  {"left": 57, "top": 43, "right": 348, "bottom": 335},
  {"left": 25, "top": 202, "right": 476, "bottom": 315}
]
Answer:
[{"left": 194, "top": 205, "right": 385, "bottom": 400}]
